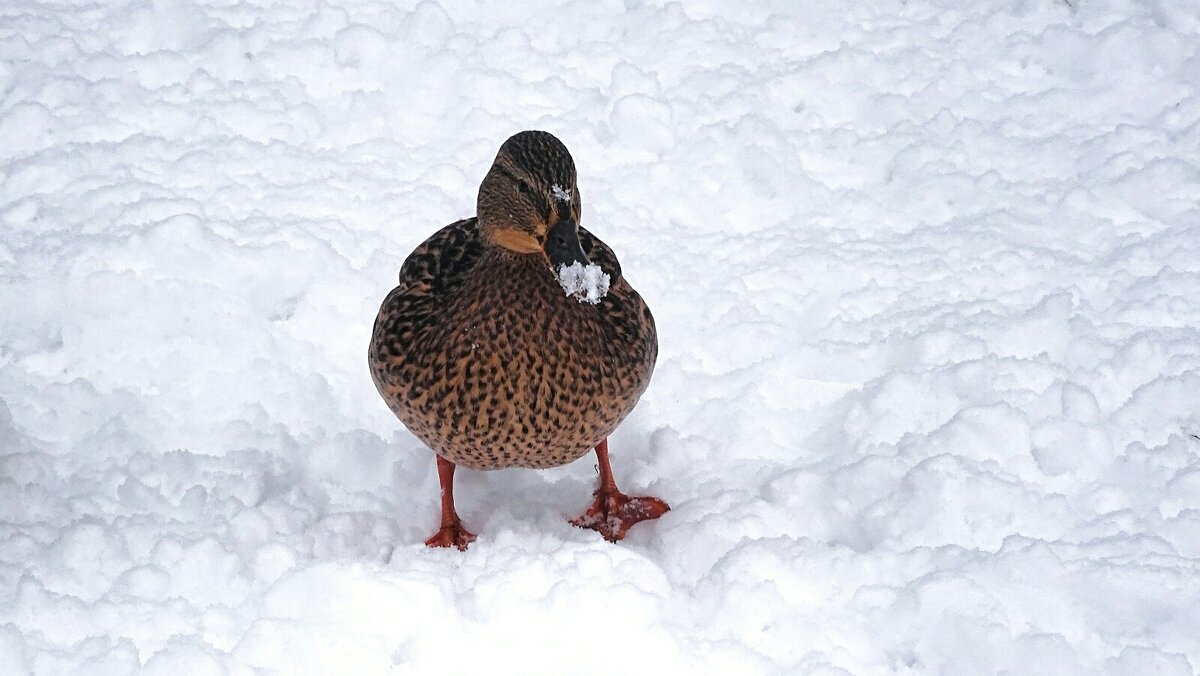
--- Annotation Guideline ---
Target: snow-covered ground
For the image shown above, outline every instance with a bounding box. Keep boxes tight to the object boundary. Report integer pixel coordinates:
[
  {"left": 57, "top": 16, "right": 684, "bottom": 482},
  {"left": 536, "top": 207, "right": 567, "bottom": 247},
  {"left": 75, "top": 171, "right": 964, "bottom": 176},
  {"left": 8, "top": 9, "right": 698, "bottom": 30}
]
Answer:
[{"left": 3, "top": 0, "right": 1200, "bottom": 673}]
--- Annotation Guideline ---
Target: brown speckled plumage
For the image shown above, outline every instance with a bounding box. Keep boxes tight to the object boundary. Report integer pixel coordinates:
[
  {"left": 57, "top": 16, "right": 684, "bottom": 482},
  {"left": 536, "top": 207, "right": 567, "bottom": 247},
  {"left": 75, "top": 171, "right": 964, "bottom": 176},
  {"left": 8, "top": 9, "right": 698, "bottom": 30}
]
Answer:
[{"left": 368, "top": 131, "right": 657, "bottom": 472}]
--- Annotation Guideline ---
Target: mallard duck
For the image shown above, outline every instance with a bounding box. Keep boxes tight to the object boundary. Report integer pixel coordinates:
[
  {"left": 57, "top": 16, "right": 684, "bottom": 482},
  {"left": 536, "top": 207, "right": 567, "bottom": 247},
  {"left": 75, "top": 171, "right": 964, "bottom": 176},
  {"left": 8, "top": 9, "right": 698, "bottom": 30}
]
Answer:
[{"left": 369, "top": 130, "right": 668, "bottom": 550}]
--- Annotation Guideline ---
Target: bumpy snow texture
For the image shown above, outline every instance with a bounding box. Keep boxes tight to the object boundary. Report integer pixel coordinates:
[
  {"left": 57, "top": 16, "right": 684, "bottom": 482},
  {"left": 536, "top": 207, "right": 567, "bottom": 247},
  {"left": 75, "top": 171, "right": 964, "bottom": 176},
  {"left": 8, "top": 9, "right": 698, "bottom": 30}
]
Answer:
[{"left": 3, "top": 0, "right": 1200, "bottom": 674}]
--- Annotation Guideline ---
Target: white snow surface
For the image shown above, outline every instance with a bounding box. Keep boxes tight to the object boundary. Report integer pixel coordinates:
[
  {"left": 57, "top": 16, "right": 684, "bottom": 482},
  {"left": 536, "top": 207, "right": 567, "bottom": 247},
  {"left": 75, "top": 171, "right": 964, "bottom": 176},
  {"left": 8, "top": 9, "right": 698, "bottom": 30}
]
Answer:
[
  {"left": 3, "top": 0, "right": 1200, "bottom": 673},
  {"left": 557, "top": 261, "right": 610, "bottom": 304}
]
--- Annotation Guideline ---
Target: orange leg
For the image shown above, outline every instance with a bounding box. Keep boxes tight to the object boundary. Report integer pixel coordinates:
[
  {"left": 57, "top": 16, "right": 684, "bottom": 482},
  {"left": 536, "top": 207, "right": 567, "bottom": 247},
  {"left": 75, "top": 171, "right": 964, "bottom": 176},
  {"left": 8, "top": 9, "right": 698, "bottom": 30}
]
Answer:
[
  {"left": 425, "top": 456, "right": 476, "bottom": 551},
  {"left": 570, "top": 438, "right": 669, "bottom": 542}
]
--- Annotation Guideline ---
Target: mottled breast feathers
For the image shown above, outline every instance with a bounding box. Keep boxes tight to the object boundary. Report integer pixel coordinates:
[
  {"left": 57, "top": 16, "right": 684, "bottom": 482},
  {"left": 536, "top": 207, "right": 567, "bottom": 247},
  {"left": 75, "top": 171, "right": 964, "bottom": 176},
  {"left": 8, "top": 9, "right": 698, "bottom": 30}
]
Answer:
[{"left": 369, "top": 217, "right": 655, "bottom": 471}]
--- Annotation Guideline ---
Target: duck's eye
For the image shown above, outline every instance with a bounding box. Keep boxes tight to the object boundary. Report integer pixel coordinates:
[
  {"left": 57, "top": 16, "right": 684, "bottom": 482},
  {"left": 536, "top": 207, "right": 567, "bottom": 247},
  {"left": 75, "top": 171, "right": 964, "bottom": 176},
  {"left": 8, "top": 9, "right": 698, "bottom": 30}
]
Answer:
[{"left": 516, "top": 179, "right": 531, "bottom": 195}]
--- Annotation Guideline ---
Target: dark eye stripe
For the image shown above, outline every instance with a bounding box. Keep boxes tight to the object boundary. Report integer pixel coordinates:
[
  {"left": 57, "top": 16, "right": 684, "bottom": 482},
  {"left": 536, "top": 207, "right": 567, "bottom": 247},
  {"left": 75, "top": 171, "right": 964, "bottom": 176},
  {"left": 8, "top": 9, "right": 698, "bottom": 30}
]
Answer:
[
  {"left": 532, "top": 191, "right": 550, "bottom": 219},
  {"left": 497, "top": 165, "right": 551, "bottom": 219}
]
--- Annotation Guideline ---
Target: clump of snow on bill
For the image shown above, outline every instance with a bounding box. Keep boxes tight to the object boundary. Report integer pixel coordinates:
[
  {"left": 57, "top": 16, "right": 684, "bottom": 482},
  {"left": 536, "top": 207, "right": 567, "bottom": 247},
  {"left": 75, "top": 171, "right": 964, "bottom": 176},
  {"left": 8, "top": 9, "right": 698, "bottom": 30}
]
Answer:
[{"left": 557, "top": 261, "right": 610, "bottom": 304}]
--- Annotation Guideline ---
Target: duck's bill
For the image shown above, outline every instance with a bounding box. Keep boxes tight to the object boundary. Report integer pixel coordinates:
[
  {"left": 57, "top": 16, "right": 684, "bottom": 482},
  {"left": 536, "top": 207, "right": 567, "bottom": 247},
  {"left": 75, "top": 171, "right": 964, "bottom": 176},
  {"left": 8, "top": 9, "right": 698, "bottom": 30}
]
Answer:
[{"left": 545, "top": 218, "right": 589, "bottom": 268}]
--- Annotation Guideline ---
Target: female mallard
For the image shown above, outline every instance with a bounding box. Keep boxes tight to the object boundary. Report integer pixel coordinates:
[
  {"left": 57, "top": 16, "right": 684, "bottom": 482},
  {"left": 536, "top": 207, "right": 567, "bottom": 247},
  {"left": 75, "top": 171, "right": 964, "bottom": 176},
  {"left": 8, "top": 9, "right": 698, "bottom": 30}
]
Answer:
[{"left": 369, "top": 130, "right": 668, "bottom": 550}]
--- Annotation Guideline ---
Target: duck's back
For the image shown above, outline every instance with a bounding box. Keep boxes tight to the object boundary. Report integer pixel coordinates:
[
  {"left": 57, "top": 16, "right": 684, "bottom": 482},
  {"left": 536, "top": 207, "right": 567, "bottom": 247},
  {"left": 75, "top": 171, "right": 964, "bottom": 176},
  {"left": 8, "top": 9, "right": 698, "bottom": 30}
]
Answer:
[{"left": 369, "top": 219, "right": 657, "bottom": 470}]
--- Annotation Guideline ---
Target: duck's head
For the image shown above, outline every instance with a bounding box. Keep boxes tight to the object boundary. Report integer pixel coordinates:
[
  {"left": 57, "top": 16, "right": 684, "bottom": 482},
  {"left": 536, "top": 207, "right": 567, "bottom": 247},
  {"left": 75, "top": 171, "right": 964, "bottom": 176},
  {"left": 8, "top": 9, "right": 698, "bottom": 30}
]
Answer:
[{"left": 477, "top": 130, "right": 589, "bottom": 270}]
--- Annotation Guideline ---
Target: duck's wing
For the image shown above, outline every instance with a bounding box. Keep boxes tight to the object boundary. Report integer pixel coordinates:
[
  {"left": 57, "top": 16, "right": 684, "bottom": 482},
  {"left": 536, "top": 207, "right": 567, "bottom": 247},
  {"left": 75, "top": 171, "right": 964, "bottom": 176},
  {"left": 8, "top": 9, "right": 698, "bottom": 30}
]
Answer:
[
  {"left": 578, "top": 225, "right": 623, "bottom": 283},
  {"left": 372, "top": 218, "right": 483, "bottom": 366},
  {"left": 396, "top": 217, "right": 484, "bottom": 297}
]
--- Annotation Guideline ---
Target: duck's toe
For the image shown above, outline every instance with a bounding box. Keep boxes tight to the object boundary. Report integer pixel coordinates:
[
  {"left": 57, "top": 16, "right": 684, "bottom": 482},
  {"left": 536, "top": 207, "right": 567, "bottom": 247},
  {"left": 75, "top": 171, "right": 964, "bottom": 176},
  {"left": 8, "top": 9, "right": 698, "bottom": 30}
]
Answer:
[
  {"left": 424, "top": 520, "right": 477, "bottom": 551},
  {"left": 571, "top": 490, "right": 669, "bottom": 542}
]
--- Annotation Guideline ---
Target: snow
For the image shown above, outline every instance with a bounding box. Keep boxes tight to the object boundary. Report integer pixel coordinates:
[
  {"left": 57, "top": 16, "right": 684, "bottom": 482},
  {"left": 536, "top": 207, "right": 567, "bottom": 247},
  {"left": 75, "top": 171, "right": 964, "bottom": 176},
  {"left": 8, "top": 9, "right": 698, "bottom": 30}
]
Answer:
[
  {"left": 550, "top": 183, "right": 571, "bottom": 204},
  {"left": 556, "top": 261, "right": 610, "bottom": 304},
  {"left": 2, "top": 0, "right": 1200, "bottom": 673}
]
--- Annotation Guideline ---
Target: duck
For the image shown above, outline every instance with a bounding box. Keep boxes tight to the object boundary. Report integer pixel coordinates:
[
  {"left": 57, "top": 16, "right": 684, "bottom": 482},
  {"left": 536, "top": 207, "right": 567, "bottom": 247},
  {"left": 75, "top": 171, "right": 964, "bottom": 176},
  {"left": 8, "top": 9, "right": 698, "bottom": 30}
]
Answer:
[{"left": 368, "top": 130, "right": 668, "bottom": 550}]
